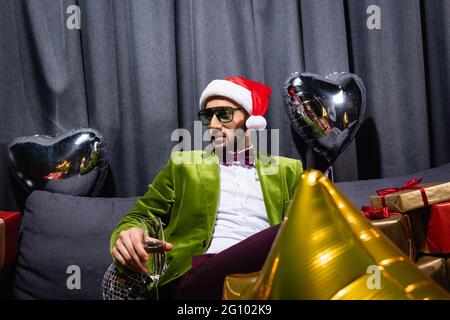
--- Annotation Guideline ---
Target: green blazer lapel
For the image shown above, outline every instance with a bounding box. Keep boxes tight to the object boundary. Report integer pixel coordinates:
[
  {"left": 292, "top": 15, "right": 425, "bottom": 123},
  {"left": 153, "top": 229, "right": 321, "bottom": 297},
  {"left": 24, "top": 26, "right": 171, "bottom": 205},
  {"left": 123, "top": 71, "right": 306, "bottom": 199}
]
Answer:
[
  {"left": 256, "top": 152, "right": 283, "bottom": 226},
  {"left": 197, "top": 151, "right": 221, "bottom": 229}
]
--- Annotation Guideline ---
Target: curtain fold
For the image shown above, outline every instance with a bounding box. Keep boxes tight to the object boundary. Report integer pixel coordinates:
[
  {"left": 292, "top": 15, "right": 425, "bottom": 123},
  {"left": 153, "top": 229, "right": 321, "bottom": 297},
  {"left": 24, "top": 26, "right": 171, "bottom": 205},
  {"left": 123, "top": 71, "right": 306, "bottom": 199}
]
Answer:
[{"left": 1, "top": 0, "right": 449, "bottom": 210}]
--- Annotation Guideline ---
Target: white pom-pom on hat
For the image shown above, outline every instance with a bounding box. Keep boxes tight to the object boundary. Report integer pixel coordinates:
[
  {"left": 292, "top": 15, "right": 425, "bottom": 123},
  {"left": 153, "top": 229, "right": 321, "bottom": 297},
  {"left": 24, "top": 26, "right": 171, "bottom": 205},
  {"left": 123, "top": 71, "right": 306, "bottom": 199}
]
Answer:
[
  {"left": 199, "top": 77, "right": 272, "bottom": 131},
  {"left": 245, "top": 115, "right": 267, "bottom": 131}
]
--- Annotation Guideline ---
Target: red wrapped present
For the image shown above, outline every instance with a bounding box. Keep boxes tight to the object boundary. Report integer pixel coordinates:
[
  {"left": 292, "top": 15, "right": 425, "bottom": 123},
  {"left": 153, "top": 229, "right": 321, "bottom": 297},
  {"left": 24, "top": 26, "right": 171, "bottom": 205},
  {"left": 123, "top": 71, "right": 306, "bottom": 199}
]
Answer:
[
  {"left": 0, "top": 211, "right": 20, "bottom": 268},
  {"left": 427, "top": 202, "right": 450, "bottom": 254}
]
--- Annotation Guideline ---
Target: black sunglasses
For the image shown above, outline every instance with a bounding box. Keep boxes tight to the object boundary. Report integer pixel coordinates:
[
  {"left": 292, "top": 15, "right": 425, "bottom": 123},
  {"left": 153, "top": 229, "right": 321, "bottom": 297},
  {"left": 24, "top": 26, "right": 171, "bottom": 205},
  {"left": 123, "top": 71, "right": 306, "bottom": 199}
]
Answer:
[{"left": 197, "top": 106, "right": 241, "bottom": 125}]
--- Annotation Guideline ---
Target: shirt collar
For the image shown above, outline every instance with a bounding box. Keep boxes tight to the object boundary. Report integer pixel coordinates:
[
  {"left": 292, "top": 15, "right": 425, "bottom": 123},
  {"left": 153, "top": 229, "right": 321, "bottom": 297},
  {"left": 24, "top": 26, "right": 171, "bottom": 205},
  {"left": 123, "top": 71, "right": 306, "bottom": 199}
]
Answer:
[{"left": 216, "top": 145, "right": 255, "bottom": 167}]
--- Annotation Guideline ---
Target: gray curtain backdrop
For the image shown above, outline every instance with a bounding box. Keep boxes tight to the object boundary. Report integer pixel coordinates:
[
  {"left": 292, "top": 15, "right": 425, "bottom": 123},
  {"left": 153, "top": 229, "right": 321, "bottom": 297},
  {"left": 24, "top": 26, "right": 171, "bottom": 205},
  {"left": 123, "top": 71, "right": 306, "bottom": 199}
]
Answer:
[{"left": 1, "top": 0, "right": 449, "bottom": 210}]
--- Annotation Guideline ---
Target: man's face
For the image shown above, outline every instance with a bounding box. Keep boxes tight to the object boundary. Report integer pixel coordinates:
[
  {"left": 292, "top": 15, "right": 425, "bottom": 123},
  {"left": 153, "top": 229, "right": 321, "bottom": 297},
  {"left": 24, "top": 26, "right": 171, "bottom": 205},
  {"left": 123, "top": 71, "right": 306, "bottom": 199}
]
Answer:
[{"left": 205, "top": 97, "right": 249, "bottom": 150}]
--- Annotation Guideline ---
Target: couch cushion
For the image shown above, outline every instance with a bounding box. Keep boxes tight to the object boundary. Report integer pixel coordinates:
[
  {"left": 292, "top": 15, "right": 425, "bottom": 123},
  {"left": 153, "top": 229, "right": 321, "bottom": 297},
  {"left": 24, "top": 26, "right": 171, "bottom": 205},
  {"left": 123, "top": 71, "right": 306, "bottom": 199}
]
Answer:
[
  {"left": 14, "top": 190, "right": 137, "bottom": 300},
  {"left": 335, "top": 163, "right": 450, "bottom": 209}
]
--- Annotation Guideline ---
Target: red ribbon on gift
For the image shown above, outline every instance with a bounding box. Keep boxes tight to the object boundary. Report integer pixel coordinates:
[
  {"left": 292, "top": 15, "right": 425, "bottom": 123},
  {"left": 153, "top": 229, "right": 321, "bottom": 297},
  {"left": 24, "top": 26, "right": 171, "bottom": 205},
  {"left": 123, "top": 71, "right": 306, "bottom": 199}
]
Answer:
[
  {"left": 361, "top": 205, "right": 394, "bottom": 220},
  {"left": 375, "top": 177, "right": 429, "bottom": 208}
]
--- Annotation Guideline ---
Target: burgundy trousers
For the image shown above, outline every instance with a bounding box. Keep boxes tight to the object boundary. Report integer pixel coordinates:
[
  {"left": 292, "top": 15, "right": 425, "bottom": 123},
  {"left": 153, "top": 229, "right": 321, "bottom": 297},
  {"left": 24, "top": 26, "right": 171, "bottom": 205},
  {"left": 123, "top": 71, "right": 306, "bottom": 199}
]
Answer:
[{"left": 159, "top": 224, "right": 281, "bottom": 300}]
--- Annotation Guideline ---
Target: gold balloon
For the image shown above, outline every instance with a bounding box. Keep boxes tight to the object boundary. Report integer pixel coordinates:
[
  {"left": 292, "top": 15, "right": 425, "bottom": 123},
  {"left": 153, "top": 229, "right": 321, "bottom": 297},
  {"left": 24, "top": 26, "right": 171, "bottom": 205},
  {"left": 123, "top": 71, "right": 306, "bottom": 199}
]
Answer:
[{"left": 223, "top": 170, "right": 450, "bottom": 300}]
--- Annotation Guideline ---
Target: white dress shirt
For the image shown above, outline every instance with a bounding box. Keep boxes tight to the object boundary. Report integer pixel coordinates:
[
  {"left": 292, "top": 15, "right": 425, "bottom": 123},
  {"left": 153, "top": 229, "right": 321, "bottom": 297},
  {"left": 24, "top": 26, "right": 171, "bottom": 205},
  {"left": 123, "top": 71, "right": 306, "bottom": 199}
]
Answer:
[{"left": 206, "top": 147, "right": 269, "bottom": 254}]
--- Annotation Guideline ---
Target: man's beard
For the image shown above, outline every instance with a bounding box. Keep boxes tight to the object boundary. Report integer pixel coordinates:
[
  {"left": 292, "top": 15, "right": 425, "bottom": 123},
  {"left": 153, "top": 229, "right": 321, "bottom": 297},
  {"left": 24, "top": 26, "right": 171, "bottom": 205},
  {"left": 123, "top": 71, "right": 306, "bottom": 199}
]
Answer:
[{"left": 210, "top": 129, "right": 248, "bottom": 152}]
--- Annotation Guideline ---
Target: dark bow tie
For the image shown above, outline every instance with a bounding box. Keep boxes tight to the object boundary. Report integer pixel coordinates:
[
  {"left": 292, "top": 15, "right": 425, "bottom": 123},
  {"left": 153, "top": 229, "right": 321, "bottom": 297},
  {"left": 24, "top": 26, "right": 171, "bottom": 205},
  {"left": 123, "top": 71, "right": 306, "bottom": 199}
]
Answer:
[{"left": 218, "top": 148, "right": 255, "bottom": 167}]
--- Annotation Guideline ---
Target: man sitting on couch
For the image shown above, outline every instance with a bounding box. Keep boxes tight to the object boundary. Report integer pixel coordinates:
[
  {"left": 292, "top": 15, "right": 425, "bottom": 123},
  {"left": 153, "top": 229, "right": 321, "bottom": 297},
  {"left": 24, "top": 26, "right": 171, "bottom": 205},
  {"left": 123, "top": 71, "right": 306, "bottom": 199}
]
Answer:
[{"left": 110, "top": 76, "right": 303, "bottom": 299}]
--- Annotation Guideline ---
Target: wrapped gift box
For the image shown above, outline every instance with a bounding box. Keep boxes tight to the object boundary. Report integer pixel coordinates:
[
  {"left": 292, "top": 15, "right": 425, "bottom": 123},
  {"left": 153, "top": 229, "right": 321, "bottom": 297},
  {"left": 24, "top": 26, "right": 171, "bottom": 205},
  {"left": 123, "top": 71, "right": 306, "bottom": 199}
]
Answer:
[
  {"left": 370, "top": 180, "right": 450, "bottom": 213},
  {"left": 426, "top": 202, "right": 450, "bottom": 254},
  {"left": 368, "top": 211, "right": 450, "bottom": 292},
  {"left": 405, "top": 205, "right": 450, "bottom": 255},
  {"left": 371, "top": 213, "right": 415, "bottom": 260},
  {"left": 447, "top": 258, "right": 450, "bottom": 292},
  {"left": 416, "top": 256, "right": 449, "bottom": 292},
  {"left": 364, "top": 211, "right": 449, "bottom": 292},
  {"left": 0, "top": 211, "right": 20, "bottom": 268},
  {"left": 407, "top": 208, "right": 431, "bottom": 254}
]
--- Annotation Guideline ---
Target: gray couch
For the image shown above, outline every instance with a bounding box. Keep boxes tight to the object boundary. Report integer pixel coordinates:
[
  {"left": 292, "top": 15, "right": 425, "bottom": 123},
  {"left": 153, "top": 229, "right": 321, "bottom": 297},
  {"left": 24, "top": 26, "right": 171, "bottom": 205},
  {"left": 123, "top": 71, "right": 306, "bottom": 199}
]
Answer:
[{"left": 5, "top": 163, "right": 450, "bottom": 299}]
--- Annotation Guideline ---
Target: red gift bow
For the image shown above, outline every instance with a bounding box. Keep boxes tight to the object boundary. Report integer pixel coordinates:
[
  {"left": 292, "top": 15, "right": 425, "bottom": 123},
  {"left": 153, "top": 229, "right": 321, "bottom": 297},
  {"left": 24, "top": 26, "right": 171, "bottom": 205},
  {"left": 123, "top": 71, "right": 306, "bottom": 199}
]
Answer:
[
  {"left": 361, "top": 177, "right": 428, "bottom": 220},
  {"left": 375, "top": 177, "right": 429, "bottom": 208},
  {"left": 361, "top": 205, "right": 392, "bottom": 220}
]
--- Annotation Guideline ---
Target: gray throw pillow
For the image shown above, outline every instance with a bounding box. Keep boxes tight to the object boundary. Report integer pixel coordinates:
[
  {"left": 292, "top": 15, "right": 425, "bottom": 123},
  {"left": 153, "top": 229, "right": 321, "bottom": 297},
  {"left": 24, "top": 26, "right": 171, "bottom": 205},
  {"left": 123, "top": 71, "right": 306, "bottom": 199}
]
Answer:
[{"left": 14, "top": 190, "right": 137, "bottom": 300}]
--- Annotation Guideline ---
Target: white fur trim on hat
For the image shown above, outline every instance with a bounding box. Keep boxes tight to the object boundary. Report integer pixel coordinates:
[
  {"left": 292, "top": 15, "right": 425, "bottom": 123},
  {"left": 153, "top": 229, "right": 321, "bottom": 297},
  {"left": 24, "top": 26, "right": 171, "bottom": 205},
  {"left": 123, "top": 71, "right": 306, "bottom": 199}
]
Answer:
[
  {"left": 246, "top": 115, "right": 267, "bottom": 131},
  {"left": 199, "top": 80, "right": 252, "bottom": 115}
]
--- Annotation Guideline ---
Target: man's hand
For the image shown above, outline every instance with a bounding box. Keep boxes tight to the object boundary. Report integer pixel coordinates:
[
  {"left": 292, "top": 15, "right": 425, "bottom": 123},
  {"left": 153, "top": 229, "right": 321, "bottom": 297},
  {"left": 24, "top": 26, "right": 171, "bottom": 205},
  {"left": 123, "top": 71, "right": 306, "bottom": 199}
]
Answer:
[{"left": 112, "top": 227, "right": 173, "bottom": 273}]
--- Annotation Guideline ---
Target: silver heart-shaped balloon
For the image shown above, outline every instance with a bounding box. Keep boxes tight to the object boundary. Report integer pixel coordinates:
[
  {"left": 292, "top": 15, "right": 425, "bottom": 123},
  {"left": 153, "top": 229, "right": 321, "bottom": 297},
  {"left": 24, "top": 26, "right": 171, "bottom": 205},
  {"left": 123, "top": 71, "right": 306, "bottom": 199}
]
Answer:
[
  {"left": 283, "top": 72, "right": 366, "bottom": 163},
  {"left": 7, "top": 128, "right": 108, "bottom": 196}
]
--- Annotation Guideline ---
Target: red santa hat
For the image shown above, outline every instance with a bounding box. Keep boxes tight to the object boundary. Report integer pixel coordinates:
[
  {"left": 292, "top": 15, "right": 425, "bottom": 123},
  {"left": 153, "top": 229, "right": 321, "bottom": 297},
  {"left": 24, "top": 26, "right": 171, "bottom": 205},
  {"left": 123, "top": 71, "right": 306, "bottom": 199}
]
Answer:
[{"left": 199, "top": 76, "right": 272, "bottom": 130}]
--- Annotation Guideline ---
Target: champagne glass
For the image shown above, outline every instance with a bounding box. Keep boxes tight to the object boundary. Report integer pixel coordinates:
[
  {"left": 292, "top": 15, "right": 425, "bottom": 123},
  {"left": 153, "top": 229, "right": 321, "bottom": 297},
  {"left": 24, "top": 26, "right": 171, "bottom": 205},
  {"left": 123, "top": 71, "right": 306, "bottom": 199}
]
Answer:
[{"left": 141, "top": 216, "right": 166, "bottom": 300}]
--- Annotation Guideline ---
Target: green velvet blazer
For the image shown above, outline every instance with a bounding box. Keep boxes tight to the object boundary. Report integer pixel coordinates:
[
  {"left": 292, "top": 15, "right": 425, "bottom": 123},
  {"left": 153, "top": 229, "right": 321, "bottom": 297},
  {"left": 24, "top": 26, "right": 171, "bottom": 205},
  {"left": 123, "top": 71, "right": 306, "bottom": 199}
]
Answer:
[{"left": 110, "top": 150, "right": 303, "bottom": 287}]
